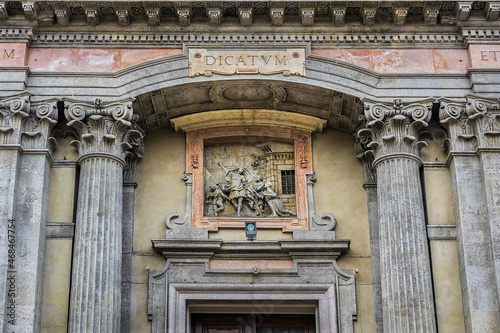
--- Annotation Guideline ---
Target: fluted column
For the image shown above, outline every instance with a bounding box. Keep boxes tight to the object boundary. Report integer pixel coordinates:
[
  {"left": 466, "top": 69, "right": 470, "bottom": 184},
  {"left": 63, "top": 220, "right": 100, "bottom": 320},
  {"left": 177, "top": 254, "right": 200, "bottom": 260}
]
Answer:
[
  {"left": 65, "top": 98, "right": 141, "bottom": 332},
  {"left": 440, "top": 98, "right": 500, "bottom": 332},
  {"left": 359, "top": 99, "right": 437, "bottom": 333}
]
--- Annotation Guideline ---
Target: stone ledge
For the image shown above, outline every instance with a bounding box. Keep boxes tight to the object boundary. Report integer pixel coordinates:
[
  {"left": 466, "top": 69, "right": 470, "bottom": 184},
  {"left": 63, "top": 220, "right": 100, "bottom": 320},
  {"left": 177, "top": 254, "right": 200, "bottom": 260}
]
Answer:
[
  {"left": 46, "top": 222, "right": 74, "bottom": 239},
  {"left": 427, "top": 224, "right": 457, "bottom": 241}
]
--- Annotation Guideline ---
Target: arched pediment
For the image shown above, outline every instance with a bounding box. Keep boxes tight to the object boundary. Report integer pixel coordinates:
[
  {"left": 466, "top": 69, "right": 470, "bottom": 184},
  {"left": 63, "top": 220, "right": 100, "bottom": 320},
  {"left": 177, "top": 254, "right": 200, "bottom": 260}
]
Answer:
[{"left": 133, "top": 78, "right": 364, "bottom": 135}]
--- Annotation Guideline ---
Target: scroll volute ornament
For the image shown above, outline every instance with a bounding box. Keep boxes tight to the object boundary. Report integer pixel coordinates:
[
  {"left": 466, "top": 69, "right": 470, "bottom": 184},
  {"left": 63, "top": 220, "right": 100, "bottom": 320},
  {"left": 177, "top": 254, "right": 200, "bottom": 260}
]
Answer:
[
  {"left": 64, "top": 98, "right": 142, "bottom": 161},
  {"left": 438, "top": 99, "right": 477, "bottom": 153},
  {"left": 21, "top": 100, "right": 59, "bottom": 150},
  {"left": 0, "top": 92, "right": 31, "bottom": 145},
  {"left": 465, "top": 96, "right": 500, "bottom": 148},
  {"left": 358, "top": 98, "right": 433, "bottom": 163}
]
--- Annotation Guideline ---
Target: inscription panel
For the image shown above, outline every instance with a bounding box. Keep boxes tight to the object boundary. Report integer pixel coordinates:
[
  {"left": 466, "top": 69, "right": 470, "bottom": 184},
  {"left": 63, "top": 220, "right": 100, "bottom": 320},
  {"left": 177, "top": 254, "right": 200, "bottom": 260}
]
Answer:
[
  {"left": 0, "top": 43, "right": 28, "bottom": 67},
  {"left": 189, "top": 48, "right": 306, "bottom": 77},
  {"left": 469, "top": 45, "right": 500, "bottom": 68}
]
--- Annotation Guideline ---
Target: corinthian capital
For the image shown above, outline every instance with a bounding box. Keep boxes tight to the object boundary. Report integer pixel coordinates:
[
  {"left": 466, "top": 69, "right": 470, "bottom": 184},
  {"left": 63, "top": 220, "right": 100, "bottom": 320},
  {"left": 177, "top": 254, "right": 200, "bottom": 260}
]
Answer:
[
  {"left": 358, "top": 98, "right": 433, "bottom": 165},
  {"left": 439, "top": 99, "right": 477, "bottom": 153},
  {"left": 0, "top": 92, "right": 31, "bottom": 145},
  {"left": 63, "top": 98, "right": 142, "bottom": 163},
  {"left": 21, "top": 99, "right": 59, "bottom": 150},
  {"left": 465, "top": 96, "right": 500, "bottom": 149}
]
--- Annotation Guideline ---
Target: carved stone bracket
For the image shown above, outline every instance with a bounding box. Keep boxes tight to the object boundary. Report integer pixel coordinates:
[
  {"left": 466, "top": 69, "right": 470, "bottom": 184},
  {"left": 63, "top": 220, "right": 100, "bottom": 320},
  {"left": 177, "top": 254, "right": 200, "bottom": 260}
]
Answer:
[
  {"left": 165, "top": 173, "right": 193, "bottom": 231},
  {"left": 0, "top": 92, "right": 31, "bottom": 146},
  {"left": 354, "top": 137, "right": 376, "bottom": 186},
  {"left": 306, "top": 173, "right": 337, "bottom": 232},
  {"left": 123, "top": 130, "right": 144, "bottom": 184}
]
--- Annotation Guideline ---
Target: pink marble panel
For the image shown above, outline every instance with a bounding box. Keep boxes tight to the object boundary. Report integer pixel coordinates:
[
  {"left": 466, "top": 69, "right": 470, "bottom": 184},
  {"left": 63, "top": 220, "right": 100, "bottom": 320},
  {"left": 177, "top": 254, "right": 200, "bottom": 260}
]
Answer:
[
  {"left": 28, "top": 48, "right": 183, "bottom": 72},
  {"left": 469, "top": 45, "right": 500, "bottom": 68},
  {"left": 0, "top": 43, "right": 28, "bottom": 67},
  {"left": 433, "top": 49, "right": 469, "bottom": 73},
  {"left": 312, "top": 49, "right": 469, "bottom": 74}
]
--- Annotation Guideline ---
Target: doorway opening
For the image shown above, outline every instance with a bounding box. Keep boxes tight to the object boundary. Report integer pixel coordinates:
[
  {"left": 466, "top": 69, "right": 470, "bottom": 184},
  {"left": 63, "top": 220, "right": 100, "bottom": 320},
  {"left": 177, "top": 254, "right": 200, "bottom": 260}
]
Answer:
[{"left": 191, "top": 314, "right": 316, "bottom": 333}]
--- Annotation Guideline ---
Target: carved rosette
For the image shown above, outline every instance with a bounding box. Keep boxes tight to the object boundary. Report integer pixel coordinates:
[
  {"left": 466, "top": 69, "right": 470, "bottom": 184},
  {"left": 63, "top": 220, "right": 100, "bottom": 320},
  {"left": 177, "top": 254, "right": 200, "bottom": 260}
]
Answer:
[
  {"left": 0, "top": 92, "right": 31, "bottom": 146},
  {"left": 64, "top": 98, "right": 141, "bottom": 164},
  {"left": 358, "top": 98, "right": 433, "bottom": 166},
  {"left": 466, "top": 96, "right": 500, "bottom": 149},
  {"left": 21, "top": 99, "right": 59, "bottom": 150}
]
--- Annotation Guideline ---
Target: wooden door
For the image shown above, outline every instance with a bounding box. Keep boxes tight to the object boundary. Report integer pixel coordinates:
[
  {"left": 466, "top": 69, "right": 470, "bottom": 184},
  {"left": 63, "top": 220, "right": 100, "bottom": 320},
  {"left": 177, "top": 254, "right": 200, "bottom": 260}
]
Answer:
[{"left": 192, "top": 314, "right": 315, "bottom": 333}]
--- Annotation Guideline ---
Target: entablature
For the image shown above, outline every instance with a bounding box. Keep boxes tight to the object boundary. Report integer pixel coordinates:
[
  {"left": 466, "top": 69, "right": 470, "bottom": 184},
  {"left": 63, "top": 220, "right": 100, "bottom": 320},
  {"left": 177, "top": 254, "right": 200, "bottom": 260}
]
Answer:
[{"left": 0, "top": 1, "right": 499, "bottom": 48}]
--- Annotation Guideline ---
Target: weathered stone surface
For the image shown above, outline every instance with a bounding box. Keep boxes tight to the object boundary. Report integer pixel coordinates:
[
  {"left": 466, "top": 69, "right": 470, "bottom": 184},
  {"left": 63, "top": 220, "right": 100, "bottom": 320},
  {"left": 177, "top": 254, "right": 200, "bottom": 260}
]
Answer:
[
  {"left": 64, "top": 98, "right": 142, "bottom": 332},
  {"left": 359, "top": 98, "right": 437, "bottom": 333}
]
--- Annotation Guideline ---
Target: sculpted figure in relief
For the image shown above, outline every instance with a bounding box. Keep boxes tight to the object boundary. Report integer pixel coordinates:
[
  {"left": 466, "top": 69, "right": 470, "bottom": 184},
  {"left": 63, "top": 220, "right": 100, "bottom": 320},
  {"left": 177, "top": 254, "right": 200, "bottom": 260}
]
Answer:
[
  {"left": 218, "top": 162, "right": 258, "bottom": 216},
  {"left": 205, "top": 184, "right": 229, "bottom": 216}
]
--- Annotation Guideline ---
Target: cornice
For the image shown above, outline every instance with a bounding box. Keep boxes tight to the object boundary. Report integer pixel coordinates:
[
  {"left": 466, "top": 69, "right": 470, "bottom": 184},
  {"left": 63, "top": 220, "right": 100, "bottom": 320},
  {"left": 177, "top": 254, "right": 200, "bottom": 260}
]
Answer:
[{"left": 0, "top": 1, "right": 499, "bottom": 47}]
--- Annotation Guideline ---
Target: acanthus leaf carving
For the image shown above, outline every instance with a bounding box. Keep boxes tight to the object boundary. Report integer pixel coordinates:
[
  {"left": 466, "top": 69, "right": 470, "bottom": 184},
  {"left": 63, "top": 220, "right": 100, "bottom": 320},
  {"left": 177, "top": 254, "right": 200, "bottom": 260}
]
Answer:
[
  {"left": 438, "top": 98, "right": 478, "bottom": 153},
  {"left": 360, "top": 98, "right": 434, "bottom": 164},
  {"left": 0, "top": 92, "right": 31, "bottom": 145},
  {"left": 21, "top": 99, "right": 59, "bottom": 150},
  {"left": 465, "top": 96, "right": 500, "bottom": 148},
  {"left": 64, "top": 98, "right": 138, "bottom": 163}
]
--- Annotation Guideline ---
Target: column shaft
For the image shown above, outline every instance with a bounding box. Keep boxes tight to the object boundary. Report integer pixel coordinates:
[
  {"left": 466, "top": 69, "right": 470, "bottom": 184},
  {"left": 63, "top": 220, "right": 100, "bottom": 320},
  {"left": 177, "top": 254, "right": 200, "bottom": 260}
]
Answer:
[
  {"left": 69, "top": 156, "right": 123, "bottom": 332},
  {"left": 376, "top": 157, "right": 436, "bottom": 332},
  {"left": 0, "top": 149, "right": 20, "bottom": 330}
]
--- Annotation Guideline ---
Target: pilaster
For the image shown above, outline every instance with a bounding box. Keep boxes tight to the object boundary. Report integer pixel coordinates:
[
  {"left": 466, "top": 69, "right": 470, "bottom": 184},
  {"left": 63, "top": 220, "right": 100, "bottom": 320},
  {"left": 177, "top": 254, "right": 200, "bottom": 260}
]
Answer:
[
  {"left": 466, "top": 96, "right": 500, "bottom": 325},
  {"left": 358, "top": 98, "right": 437, "bottom": 333},
  {"left": 10, "top": 99, "right": 58, "bottom": 333},
  {"left": 64, "top": 97, "right": 142, "bottom": 333},
  {"left": 121, "top": 134, "right": 143, "bottom": 333},
  {"left": 0, "top": 92, "right": 30, "bottom": 331},
  {"left": 439, "top": 98, "right": 500, "bottom": 332}
]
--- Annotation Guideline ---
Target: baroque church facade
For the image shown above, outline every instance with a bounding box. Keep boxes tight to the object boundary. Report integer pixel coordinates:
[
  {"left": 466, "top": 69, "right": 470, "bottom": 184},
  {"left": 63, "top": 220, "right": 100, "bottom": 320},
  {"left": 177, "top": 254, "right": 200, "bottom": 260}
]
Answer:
[{"left": 0, "top": 0, "right": 500, "bottom": 332}]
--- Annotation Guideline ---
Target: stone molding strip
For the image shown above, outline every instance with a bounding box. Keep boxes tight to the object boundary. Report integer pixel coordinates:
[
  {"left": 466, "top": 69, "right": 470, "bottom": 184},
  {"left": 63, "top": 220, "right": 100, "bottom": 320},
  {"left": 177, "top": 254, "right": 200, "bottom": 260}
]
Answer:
[
  {"left": 2, "top": 30, "right": 467, "bottom": 48},
  {"left": 46, "top": 222, "right": 75, "bottom": 239},
  {"left": 427, "top": 224, "right": 457, "bottom": 241}
]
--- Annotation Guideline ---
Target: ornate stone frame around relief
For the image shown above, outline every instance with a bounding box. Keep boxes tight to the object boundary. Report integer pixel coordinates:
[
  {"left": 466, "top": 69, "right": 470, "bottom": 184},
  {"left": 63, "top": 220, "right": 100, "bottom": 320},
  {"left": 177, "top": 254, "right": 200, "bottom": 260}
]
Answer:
[{"left": 186, "top": 126, "right": 312, "bottom": 231}]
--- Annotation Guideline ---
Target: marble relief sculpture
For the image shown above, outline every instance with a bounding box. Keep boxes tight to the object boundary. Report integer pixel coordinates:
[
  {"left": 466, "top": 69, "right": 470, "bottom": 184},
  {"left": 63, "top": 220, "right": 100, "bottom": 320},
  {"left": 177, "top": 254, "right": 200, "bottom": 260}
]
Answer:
[{"left": 204, "top": 162, "right": 296, "bottom": 218}]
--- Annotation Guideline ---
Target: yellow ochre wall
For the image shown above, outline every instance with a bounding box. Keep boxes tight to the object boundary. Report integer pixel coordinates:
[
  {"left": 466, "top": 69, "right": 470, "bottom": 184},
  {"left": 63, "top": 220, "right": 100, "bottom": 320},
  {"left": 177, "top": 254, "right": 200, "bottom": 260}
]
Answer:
[{"left": 40, "top": 124, "right": 465, "bottom": 332}]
